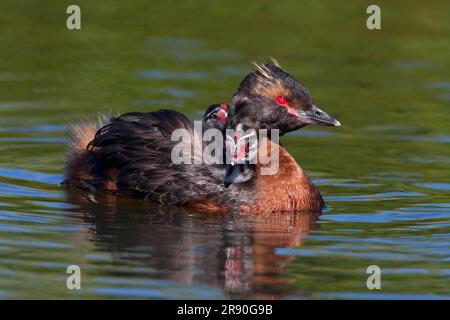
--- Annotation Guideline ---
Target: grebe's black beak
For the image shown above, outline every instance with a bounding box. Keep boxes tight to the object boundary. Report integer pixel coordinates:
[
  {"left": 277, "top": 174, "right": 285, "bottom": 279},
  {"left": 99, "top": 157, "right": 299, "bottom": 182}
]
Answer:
[{"left": 298, "top": 104, "right": 341, "bottom": 127}]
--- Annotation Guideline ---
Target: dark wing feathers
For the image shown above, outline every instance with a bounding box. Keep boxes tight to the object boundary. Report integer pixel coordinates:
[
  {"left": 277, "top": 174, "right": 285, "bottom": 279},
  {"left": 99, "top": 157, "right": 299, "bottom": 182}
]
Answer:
[{"left": 89, "top": 110, "right": 228, "bottom": 205}]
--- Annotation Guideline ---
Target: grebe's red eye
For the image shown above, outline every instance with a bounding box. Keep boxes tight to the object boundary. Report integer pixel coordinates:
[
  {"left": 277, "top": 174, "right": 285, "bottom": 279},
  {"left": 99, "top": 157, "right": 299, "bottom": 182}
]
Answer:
[
  {"left": 220, "top": 103, "right": 228, "bottom": 110},
  {"left": 275, "top": 96, "right": 288, "bottom": 106}
]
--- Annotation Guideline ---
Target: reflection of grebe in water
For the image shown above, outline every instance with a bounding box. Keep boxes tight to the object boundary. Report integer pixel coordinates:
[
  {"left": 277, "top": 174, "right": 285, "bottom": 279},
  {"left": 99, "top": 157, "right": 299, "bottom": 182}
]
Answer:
[{"left": 66, "top": 190, "right": 320, "bottom": 299}]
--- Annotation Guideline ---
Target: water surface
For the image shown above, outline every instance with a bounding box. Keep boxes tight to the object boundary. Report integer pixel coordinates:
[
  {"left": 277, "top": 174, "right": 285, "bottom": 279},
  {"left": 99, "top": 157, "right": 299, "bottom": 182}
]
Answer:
[{"left": 0, "top": 0, "right": 449, "bottom": 299}]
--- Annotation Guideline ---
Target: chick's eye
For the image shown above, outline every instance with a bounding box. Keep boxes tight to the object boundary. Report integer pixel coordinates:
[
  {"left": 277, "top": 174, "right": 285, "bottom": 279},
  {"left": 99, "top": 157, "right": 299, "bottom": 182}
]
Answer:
[{"left": 275, "top": 95, "right": 288, "bottom": 106}]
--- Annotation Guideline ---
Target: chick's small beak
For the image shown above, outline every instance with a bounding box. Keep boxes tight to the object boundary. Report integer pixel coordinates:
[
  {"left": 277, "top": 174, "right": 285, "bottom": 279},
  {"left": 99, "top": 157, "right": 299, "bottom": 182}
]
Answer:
[
  {"left": 216, "top": 109, "right": 228, "bottom": 124},
  {"left": 299, "top": 104, "right": 341, "bottom": 127}
]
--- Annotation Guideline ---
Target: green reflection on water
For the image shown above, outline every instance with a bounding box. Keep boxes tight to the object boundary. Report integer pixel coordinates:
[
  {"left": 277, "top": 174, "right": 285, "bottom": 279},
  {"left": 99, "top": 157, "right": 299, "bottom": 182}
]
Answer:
[{"left": 0, "top": 0, "right": 449, "bottom": 299}]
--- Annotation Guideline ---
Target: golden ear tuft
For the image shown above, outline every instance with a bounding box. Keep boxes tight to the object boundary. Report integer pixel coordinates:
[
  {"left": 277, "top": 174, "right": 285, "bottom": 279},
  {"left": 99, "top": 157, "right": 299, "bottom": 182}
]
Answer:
[
  {"left": 251, "top": 58, "right": 284, "bottom": 79},
  {"left": 252, "top": 61, "right": 272, "bottom": 80},
  {"left": 268, "top": 57, "right": 281, "bottom": 68}
]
